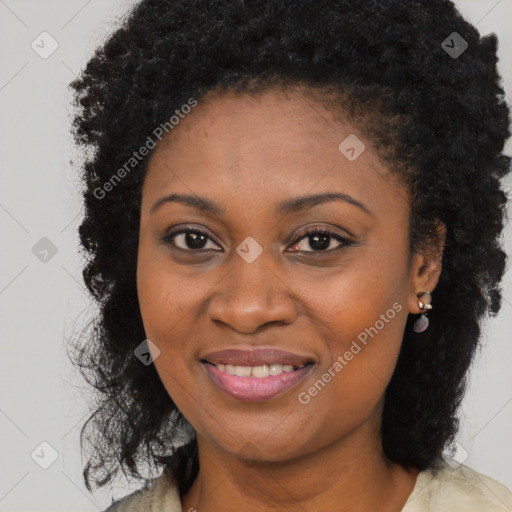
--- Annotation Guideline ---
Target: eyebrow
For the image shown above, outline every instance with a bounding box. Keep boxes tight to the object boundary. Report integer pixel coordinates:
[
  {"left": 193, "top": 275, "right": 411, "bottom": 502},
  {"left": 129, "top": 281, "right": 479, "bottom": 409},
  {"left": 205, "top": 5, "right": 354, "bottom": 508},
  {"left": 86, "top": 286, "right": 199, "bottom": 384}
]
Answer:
[{"left": 150, "top": 192, "right": 372, "bottom": 216}]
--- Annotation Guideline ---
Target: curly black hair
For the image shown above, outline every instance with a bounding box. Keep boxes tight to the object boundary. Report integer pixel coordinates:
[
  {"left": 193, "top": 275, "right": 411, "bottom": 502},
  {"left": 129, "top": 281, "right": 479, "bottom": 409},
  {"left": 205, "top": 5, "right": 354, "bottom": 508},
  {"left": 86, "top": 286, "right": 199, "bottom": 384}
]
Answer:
[{"left": 68, "top": 0, "right": 511, "bottom": 497}]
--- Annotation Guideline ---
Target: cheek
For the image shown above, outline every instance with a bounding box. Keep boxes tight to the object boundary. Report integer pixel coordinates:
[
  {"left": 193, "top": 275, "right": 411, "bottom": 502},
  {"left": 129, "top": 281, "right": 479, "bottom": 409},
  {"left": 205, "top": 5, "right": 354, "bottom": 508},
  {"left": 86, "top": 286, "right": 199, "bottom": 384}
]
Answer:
[
  {"left": 294, "top": 242, "right": 409, "bottom": 421},
  {"left": 290, "top": 291, "right": 407, "bottom": 450},
  {"left": 136, "top": 251, "right": 192, "bottom": 384},
  {"left": 136, "top": 244, "right": 208, "bottom": 343},
  {"left": 301, "top": 295, "right": 406, "bottom": 414},
  {"left": 136, "top": 270, "right": 201, "bottom": 420},
  {"left": 136, "top": 249, "right": 221, "bottom": 408}
]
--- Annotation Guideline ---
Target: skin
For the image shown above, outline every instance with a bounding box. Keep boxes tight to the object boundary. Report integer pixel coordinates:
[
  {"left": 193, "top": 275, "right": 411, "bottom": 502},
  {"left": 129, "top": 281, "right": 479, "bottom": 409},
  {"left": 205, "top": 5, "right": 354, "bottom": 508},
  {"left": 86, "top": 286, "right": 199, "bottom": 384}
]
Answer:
[{"left": 136, "top": 85, "right": 445, "bottom": 512}]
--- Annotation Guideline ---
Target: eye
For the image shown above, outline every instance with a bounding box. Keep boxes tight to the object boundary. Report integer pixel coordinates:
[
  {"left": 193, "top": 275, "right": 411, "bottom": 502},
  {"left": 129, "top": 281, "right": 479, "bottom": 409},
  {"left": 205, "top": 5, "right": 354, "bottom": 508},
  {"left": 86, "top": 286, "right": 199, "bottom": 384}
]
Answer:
[
  {"left": 160, "top": 226, "right": 353, "bottom": 254},
  {"left": 161, "top": 228, "right": 222, "bottom": 251},
  {"left": 287, "top": 228, "right": 353, "bottom": 253}
]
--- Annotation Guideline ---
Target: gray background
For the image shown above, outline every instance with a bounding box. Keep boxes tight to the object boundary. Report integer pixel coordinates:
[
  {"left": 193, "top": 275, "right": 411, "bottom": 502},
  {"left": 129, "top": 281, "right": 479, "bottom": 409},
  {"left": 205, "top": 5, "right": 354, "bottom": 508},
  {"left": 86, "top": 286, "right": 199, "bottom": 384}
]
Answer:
[{"left": 1, "top": 0, "right": 511, "bottom": 510}]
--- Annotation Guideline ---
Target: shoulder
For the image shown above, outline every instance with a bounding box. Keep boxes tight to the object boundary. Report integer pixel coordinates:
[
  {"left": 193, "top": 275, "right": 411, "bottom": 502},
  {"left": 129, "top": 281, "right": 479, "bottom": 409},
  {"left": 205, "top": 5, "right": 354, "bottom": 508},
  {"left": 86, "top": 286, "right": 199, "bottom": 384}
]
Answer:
[
  {"left": 102, "top": 471, "right": 181, "bottom": 512},
  {"left": 403, "top": 461, "right": 512, "bottom": 511}
]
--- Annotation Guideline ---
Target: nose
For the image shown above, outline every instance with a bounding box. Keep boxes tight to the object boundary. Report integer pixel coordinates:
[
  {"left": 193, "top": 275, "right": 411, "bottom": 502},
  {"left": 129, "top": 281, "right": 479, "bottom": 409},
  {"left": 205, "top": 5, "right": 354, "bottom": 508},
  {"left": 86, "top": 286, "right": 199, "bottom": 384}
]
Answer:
[{"left": 207, "top": 254, "right": 298, "bottom": 334}]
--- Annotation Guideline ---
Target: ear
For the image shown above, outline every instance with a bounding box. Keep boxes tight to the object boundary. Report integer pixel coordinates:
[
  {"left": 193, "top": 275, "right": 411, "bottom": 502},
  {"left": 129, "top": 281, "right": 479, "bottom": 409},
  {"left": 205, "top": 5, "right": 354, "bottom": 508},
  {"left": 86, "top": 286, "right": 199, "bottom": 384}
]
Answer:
[{"left": 408, "top": 222, "right": 446, "bottom": 314}]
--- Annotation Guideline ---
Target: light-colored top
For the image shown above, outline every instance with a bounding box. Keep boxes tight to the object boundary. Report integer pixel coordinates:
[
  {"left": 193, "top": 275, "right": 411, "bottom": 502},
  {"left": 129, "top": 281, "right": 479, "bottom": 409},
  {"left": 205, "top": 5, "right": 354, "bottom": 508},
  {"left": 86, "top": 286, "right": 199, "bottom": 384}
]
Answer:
[{"left": 103, "top": 461, "right": 512, "bottom": 511}]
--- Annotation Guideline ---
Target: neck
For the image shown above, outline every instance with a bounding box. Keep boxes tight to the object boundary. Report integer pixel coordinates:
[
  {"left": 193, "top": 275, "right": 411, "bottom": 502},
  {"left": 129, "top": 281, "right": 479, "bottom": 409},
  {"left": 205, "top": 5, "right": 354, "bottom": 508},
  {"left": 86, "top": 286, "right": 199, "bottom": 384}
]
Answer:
[{"left": 181, "top": 418, "right": 419, "bottom": 512}]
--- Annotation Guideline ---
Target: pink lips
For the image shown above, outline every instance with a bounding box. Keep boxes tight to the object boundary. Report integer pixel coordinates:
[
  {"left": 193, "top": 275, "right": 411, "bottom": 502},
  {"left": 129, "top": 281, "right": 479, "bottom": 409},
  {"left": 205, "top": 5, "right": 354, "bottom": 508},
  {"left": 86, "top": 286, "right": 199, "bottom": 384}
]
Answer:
[
  {"left": 203, "top": 363, "right": 312, "bottom": 402},
  {"left": 201, "top": 348, "right": 314, "bottom": 402}
]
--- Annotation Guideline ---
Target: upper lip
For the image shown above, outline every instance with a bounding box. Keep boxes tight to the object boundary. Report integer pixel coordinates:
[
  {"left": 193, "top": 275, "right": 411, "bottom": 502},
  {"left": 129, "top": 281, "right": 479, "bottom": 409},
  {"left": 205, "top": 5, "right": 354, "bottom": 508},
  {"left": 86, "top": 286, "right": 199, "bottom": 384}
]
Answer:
[{"left": 201, "top": 347, "right": 315, "bottom": 367}]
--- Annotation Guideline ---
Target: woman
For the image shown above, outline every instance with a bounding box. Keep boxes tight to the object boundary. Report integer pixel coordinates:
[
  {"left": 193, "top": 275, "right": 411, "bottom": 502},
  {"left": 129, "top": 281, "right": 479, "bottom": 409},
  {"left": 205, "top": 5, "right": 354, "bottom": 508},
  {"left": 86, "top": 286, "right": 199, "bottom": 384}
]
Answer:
[{"left": 68, "top": 0, "right": 512, "bottom": 510}]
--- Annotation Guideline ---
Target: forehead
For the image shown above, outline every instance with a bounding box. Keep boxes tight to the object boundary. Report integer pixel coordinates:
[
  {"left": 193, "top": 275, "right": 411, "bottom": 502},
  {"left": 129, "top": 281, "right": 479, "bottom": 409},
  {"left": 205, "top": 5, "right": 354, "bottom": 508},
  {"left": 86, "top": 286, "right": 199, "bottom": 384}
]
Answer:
[{"left": 142, "top": 88, "right": 408, "bottom": 217}]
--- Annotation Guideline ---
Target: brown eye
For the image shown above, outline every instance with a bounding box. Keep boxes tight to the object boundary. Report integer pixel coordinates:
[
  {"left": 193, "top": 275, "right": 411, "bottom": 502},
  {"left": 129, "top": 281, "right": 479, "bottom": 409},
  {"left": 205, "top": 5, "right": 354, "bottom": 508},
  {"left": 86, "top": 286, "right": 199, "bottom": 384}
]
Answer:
[
  {"left": 162, "top": 229, "right": 222, "bottom": 251},
  {"left": 288, "top": 229, "right": 353, "bottom": 253}
]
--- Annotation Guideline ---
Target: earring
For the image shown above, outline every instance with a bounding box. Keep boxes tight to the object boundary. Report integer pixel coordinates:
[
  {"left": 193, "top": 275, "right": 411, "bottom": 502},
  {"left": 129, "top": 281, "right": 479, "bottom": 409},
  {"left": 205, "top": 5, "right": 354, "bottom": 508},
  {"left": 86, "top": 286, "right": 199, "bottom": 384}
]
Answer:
[{"left": 413, "top": 291, "right": 432, "bottom": 333}]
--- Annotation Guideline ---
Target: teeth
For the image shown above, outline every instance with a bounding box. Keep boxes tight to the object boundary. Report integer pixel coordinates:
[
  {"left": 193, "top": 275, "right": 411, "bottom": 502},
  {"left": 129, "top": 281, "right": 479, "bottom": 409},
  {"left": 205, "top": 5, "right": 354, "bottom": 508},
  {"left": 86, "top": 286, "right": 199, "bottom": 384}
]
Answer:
[
  {"left": 235, "top": 365, "right": 252, "bottom": 377},
  {"left": 214, "top": 363, "right": 305, "bottom": 378},
  {"left": 252, "top": 365, "right": 270, "bottom": 378},
  {"left": 269, "top": 363, "right": 281, "bottom": 376}
]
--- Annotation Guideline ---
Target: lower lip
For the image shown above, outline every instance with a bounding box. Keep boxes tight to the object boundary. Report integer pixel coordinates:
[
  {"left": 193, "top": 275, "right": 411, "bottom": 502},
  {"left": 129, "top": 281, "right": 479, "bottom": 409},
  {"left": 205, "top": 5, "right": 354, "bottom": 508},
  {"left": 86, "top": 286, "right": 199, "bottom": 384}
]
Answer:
[{"left": 202, "top": 362, "right": 313, "bottom": 402}]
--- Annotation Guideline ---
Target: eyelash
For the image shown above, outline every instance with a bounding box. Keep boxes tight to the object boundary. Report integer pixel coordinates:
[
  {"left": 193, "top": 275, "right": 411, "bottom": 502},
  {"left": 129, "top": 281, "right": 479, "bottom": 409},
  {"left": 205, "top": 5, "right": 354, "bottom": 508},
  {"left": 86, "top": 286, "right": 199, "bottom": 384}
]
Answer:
[{"left": 160, "top": 226, "right": 353, "bottom": 254}]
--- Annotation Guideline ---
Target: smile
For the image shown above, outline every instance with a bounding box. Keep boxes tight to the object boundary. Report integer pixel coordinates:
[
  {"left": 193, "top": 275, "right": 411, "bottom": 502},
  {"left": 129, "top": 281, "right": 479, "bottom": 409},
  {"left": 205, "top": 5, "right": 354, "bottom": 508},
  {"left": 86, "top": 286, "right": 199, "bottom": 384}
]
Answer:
[
  {"left": 213, "top": 362, "right": 307, "bottom": 377},
  {"left": 202, "top": 361, "right": 313, "bottom": 402}
]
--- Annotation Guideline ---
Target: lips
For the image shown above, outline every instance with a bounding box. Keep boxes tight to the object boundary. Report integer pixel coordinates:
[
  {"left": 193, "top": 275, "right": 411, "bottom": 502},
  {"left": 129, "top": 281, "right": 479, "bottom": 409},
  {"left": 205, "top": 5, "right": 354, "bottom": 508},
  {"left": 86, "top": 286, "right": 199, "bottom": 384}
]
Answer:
[
  {"left": 202, "top": 347, "right": 314, "bottom": 367},
  {"left": 200, "top": 347, "right": 315, "bottom": 402}
]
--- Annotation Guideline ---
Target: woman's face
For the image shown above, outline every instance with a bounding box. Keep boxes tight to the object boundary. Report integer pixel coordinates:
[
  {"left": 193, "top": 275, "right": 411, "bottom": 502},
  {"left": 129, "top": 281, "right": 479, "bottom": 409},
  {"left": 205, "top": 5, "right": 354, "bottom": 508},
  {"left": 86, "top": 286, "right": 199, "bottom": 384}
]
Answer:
[{"left": 137, "top": 87, "right": 437, "bottom": 462}]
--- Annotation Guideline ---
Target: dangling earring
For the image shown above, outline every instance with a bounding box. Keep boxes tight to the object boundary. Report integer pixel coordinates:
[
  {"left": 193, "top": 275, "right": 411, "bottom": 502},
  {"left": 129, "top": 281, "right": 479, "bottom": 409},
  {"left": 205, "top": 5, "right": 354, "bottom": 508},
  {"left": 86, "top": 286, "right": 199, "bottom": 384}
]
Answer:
[{"left": 413, "top": 291, "right": 432, "bottom": 333}]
